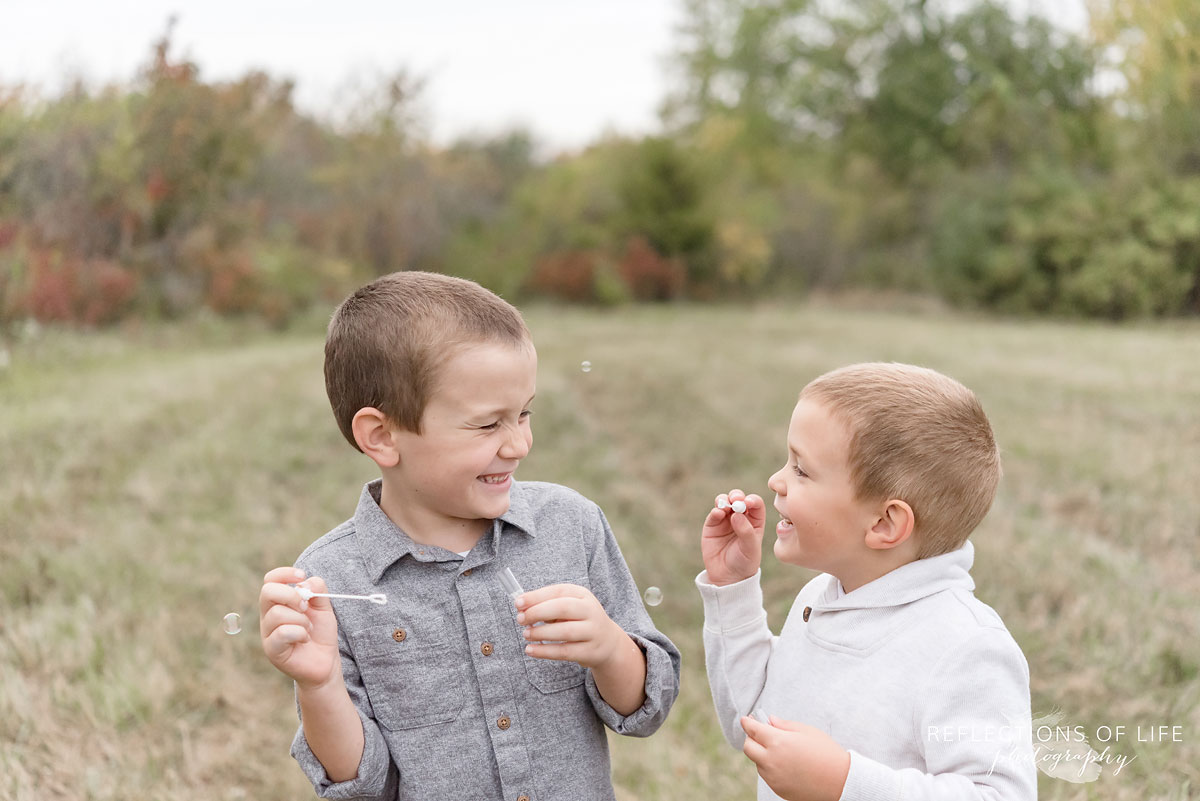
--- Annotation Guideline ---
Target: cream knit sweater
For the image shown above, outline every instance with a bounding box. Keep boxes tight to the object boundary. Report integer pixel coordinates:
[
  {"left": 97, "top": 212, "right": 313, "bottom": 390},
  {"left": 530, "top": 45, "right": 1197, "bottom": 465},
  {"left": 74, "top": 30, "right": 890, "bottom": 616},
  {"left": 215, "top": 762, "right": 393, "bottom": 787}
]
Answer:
[{"left": 697, "top": 542, "right": 1037, "bottom": 800}]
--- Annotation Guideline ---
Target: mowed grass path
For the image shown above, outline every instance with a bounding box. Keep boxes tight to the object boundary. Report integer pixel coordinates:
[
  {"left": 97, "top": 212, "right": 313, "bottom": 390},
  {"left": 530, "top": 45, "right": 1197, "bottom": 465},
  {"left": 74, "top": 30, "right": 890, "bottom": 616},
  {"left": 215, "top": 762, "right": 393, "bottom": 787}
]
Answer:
[{"left": 2, "top": 304, "right": 1198, "bottom": 800}]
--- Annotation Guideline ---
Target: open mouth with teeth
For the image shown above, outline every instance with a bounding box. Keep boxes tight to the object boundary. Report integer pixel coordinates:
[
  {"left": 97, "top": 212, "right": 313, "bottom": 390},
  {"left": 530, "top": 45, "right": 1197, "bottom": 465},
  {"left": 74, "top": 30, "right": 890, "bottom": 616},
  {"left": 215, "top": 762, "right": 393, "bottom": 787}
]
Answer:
[
  {"left": 775, "top": 508, "right": 795, "bottom": 535},
  {"left": 478, "top": 472, "right": 512, "bottom": 486}
]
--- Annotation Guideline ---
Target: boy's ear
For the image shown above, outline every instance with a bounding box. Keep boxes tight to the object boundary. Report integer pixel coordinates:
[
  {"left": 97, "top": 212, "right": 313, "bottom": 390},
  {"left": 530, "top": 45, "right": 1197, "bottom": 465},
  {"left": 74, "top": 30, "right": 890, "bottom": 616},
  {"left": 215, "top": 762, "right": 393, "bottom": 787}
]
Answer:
[
  {"left": 865, "top": 499, "right": 915, "bottom": 551},
  {"left": 351, "top": 407, "right": 401, "bottom": 468}
]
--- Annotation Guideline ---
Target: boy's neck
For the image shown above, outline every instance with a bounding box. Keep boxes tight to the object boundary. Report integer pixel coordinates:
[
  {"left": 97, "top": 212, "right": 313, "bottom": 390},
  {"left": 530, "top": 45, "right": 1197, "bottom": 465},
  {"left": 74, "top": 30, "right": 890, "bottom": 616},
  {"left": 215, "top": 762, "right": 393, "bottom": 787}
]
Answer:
[
  {"left": 835, "top": 547, "right": 919, "bottom": 594},
  {"left": 376, "top": 476, "right": 489, "bottom": 554}
]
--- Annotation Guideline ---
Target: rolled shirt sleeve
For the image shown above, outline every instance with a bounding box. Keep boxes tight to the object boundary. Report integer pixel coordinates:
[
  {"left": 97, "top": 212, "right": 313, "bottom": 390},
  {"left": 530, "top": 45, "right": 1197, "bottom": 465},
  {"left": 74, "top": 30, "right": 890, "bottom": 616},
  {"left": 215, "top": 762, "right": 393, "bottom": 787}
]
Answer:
[
  {"left": 291, "top": 703, "right": 396, "bottom": 800},
  {"left": 289, "top": 563, "right": 398, "bottom": 801},
  {"left": 581, "top": 505, "right": 681, "bottom": 736}
]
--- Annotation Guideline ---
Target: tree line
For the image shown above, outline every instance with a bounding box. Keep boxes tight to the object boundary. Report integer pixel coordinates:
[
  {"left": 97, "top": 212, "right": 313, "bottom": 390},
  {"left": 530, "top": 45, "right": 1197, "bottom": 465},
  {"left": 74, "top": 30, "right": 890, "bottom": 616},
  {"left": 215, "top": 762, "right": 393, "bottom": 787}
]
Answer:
[{"left": 2, "top": 0, "right": 1198, "bottom": 326}]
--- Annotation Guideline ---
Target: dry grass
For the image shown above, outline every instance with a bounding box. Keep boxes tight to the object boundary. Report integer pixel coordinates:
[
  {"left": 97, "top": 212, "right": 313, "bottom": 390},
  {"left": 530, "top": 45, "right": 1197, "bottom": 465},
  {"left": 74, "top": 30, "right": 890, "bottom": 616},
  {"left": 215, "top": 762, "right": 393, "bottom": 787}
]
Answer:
[{"left": 1, "top": 304, "right": 1197, "bottom": 800}]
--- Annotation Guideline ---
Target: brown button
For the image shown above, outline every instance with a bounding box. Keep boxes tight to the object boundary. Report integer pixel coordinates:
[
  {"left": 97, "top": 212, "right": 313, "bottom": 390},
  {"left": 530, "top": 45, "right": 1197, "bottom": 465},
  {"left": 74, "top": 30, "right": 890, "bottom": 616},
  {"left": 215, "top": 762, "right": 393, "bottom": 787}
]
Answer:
[
  {"left": 480, "top": 642, "right": 494, "bottom": 656},
  {"left": 517, "top": 796, "right": 530, "bottom": 801},
  {"left": 802, "top": 607, "right": 812, "bottom": 622},
  {"left": 392, "top": 628, "right": 407, "bottom": 642},
  {"left": 462, "top": 568, "right": 473, "bottom": 577},
  {"left": 497, "top": 716, "right": 511, "bottom": 730}
]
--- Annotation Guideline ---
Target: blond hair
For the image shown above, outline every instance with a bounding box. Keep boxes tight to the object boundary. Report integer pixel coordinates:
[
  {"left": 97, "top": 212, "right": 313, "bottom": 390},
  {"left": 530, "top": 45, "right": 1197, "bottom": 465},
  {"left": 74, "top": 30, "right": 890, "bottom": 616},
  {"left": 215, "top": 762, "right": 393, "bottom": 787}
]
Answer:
[
  {"left": 800, "top": 363, "right": 1001, "bottom": 558},
  {"left": 325, "top": 271, "right": 531, "bottom": 449}
]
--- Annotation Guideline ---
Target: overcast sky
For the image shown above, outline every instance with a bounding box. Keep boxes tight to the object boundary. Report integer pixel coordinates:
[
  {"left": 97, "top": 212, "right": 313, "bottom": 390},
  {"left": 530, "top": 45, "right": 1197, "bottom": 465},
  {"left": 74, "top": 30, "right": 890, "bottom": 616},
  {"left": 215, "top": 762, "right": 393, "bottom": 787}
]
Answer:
[{"left": 1, "top": 1, "right": 1086, "bottom": 154}]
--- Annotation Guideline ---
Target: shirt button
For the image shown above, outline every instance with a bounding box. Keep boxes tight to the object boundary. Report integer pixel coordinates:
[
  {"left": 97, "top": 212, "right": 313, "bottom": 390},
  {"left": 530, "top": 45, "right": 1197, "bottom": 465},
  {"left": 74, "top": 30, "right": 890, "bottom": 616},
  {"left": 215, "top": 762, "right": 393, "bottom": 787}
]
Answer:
[
  {"left": 481, "top": 642, "right": 494, "bottom": 656},
  {"left": 517, "top": 796, "right": 531, "bottom": 801},
  {"left": 497, "top": 716, "right": 511, "bottom": 730},
  {"left": 462, "top": 568, "right": 473, "bottom": 577},
  {"left": 802, "top": 607, "right": 812, "bottom": 622},
  {"left": 392, "top": 628, "right": 407, "bottom": 642}
]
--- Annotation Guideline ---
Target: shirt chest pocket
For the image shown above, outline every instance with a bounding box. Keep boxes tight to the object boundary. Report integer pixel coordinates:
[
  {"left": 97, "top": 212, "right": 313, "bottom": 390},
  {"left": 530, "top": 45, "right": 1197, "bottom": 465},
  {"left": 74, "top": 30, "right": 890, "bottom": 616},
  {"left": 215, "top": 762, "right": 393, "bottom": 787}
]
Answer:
[{"left": 349, "top": 623, "right": 467, "bottom": 731}]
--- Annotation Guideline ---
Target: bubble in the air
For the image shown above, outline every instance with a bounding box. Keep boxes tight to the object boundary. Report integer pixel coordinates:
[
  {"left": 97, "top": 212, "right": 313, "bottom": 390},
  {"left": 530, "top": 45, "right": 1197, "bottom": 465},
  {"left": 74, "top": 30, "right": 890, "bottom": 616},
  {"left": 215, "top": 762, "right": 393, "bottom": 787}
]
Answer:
[
  {"left": 643, "top": 586, "right": 663, "bottom": 607},
  {"left": 580, "top": 360, "right": 592, "bottom": 373},
  {"left": 223, "top": 612, "right": 242, "bottom": 635}
]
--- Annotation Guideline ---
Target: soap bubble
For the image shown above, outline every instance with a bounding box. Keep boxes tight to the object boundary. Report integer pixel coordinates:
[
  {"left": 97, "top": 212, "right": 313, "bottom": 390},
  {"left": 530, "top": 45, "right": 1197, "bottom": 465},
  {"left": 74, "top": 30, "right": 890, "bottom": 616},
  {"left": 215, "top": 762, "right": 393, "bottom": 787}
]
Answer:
[
  {"left": 580, "top": 360, "right": 592, "bottom": 373},
  {"left": 223, "top": 612, "right": 242, "bottom": 635},
  {"left": 643, "top": 586, "right": 663, "bottom": 607}
]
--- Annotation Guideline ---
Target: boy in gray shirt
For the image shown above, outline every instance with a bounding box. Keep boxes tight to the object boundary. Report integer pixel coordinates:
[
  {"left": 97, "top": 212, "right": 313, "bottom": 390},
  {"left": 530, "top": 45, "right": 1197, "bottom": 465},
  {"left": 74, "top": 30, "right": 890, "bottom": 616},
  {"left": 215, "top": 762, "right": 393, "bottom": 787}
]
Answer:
[
  {"left": 260, "top": 272, "right": 679, "bottom": 801},
  {"left": 697, "top": 363, "right": 1035, "bottom": 800}
]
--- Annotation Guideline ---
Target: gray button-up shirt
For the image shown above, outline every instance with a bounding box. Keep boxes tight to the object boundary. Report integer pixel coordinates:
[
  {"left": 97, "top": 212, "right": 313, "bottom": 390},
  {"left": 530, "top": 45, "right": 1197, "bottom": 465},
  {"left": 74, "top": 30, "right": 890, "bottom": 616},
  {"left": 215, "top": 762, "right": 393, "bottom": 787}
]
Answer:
[{"left": 290, "top": 479, "right": 681, "bottom": 801}]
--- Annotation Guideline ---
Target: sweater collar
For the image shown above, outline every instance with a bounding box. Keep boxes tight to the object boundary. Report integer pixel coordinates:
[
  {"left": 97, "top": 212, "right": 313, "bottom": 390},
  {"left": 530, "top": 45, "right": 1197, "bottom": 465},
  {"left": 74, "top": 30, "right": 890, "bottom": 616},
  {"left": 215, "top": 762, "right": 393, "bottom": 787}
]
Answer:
[{"left": 813, "top": 540, "right": 976, "bottom": 611}]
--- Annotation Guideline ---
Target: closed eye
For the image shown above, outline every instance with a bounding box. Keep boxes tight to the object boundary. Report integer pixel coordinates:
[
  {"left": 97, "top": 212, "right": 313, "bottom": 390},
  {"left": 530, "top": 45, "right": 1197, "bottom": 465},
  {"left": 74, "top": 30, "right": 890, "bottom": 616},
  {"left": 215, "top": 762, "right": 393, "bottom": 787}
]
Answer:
[{"left": 479, "top": 410, "right": 532, "bottom": 431}]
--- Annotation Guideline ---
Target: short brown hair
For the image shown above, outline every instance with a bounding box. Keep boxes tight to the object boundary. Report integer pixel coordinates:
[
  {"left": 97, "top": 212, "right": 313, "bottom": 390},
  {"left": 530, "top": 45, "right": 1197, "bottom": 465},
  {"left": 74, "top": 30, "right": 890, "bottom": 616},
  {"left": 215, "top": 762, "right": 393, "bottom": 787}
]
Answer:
[
  {"left": 325, "top": 271, "right": 531, "bottom": 449},
  {"left": 800, "top": 363, "right": 1001, "bottom": 558}
]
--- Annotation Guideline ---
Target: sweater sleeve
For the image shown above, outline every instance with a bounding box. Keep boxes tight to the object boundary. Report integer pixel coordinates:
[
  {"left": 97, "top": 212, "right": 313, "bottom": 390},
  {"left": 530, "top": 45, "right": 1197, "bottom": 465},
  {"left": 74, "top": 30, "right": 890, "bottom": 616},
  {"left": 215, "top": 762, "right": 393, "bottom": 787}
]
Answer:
[
  {"left": 696, "top": 569, "right": 776, "bottom": 750},
  {"left": 838, "top": 627, "right": 1036, "bottom": 801}
]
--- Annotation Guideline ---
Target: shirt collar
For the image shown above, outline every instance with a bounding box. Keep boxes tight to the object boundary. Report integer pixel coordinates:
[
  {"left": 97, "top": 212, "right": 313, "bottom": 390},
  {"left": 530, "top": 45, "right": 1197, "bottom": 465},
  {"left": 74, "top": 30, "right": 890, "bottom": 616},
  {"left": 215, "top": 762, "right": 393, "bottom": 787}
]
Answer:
[
  {"left": 355, "top": 479, "right": 536, "bottom": 584},
  {"left": 498, "top": 481, "right": 536, "bottom": 538}
]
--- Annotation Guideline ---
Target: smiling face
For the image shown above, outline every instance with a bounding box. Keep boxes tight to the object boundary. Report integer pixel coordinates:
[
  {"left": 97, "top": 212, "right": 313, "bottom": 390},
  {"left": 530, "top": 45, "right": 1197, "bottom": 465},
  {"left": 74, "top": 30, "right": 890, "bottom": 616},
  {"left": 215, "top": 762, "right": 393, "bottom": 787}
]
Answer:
[
  {"left": 385, "top": 340, "right": 537, "bottom": 546},
  {"left": 766, "top": 398, "right": 876, "bottom": 582}
]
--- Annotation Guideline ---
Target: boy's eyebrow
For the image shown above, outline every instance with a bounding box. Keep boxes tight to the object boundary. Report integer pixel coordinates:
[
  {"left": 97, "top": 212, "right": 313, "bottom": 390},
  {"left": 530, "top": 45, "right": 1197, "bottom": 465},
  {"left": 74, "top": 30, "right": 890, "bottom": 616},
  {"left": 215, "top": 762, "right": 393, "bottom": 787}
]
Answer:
[{"left": 469, "top": 394, "right": 536, "bottom": 418}]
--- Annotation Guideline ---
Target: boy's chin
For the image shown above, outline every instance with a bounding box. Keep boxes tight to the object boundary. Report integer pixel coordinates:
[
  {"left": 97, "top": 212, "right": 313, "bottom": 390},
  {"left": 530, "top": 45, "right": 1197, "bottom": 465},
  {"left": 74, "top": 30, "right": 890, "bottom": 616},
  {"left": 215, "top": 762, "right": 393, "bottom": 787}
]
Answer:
[
  {"left": 772, "top": 538, "right": 806, "bottom": 567},
  {"left": 471, "top": 491, "right": 512, "bottom": 519}
]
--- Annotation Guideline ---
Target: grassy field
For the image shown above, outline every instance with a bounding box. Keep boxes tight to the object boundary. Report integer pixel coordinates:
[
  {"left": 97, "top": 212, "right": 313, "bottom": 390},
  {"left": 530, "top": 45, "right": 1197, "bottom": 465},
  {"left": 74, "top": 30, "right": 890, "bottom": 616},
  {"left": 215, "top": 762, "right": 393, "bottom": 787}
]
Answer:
[{"left": 2, "top": 303, "right": 1198, "bottom": 801}]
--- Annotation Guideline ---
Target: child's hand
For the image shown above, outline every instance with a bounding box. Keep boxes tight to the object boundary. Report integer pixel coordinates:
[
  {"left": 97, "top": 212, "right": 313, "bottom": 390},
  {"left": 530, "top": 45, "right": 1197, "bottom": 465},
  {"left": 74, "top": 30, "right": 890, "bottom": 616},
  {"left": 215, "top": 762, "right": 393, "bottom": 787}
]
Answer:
[
  {"left": 740, "top": 715, "right": 850, "bottom": 801},
  {"left": 701, "top": 490, "right": 765, "bottom": 585},
  {"left": 515, "top": 583, "right": 629, "bottom": 670},
  {"left": 259, "top": 567, "right": 341, "bottom": 690}
]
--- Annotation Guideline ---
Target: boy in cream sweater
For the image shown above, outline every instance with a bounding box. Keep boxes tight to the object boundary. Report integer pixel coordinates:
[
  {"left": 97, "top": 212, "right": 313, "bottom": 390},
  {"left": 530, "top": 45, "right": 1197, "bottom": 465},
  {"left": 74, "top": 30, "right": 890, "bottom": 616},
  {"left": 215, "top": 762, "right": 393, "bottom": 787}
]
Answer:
[{"left": 697, "top": 363, "right": 1036, "bottom": 800}]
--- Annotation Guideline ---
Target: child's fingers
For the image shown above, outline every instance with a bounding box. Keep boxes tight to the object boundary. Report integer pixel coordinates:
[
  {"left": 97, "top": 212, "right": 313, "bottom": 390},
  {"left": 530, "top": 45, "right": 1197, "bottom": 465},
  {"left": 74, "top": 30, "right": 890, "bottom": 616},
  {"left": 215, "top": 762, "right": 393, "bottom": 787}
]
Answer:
[
  {"left": 260, "top": 604, "right": 313, "bottom": 640},
  {"left": 522, "top": 621, "right": 583, "bottom": 643},
  {"left": 742, "top": 714, "right": 781, "bottom": 744},
  {"left": 262, "top": 624, "right": 310, "bottom": 660},
  {"left": 741, "top": 714, "right": 763, "bottom": 739},
  {"left": 513, "top": 582, "right": 588, "bottom": 611},
  {"left": 521, "top": 641, "right": 576, "bottom": 662},
  {"left": 716, "top": 490, "right": 756, "bottom": 518},
  {"left": 518, "top": 595, "right": 588, "bottom": 625},
  {"left": 742, "top": 493, "right": 766, "bottom": 522},
  {"left": 730, "top": 508, "right": 760, "bottom": 539},
  {"left": 741, "top": 722, "right": 769, "bottom": 764},
  {"left": 264, "top": 566, "right": 306, "bottom": 585},
  {"left": 715, "top": 493, "right": 730, "bottom": 508},
  {"left": 259, "top": 575, "right": 329, "bottom": 617},
  {"left": 702, "top": 505, "right": 730, "bottom": 528},
  {"left": 296, "top": 576, "right": 331, "bottom": 613},
  {"left": 765, "top": 714, "right": 805, "bottom": 732},
  {"left": 260, "top": 580, "right": 305, "bottom": 617}
]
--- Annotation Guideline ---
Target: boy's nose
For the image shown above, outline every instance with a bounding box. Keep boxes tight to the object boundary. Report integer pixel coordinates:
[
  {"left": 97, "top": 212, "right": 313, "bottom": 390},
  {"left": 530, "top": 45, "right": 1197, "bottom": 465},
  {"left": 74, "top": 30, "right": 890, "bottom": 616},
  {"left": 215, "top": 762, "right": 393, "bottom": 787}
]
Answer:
[
  {"left": 767, "top": 468, "right": 786, "bottom": 494},
  {"left": 500, "top": 425, "right": 531, "bottom": 459}
]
